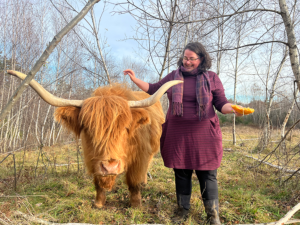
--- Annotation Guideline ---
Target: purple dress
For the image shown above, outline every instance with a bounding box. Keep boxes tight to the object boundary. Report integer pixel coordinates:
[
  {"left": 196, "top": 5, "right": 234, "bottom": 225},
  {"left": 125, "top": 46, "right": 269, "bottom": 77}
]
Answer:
[{"left": 147, "top": 70, "right": 229, "bottom": 170}]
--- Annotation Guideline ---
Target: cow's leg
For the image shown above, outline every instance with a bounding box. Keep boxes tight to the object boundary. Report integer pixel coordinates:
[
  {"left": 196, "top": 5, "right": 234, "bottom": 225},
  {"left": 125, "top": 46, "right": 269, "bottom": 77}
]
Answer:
[
  {"left": 126, "top": 170, "right": 141, "bottom": 207},
  {"left": 143, "top": 153, "right": 156, "bottom": 184},
  {"left": 126, "top": 151, "right": 157, "bottom": 207},
  {"left": 128, "top": 185, "right": 141, "bottom": 208},
  {"left": 93, "top": 176, "right": 106, "bottom": 208},
  {"left": 93, "top": 175, "right": 116, "bottom": 208}
]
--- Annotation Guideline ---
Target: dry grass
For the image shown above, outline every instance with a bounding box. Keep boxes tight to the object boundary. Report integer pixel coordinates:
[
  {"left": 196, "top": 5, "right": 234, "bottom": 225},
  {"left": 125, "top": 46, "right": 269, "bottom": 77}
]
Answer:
[{"left": 0, "top": 125, "right": 299, "bottom": 224}]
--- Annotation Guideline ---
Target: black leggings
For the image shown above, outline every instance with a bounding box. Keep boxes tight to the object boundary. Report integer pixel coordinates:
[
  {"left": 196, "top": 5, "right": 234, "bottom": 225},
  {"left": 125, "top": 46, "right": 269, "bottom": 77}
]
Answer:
[{"left": 174, "top": 169, "right": 218, "bottom": 200}]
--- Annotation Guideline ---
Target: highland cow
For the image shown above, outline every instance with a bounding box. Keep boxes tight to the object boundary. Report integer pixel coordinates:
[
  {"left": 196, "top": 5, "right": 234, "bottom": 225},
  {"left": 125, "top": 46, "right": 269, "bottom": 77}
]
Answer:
[{"left": 7, "top": 70, "right": 182, "bottom": 208}]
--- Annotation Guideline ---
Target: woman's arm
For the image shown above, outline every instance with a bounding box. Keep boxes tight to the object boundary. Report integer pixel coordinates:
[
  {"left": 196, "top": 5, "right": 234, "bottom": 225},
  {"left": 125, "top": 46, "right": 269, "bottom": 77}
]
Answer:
[{"left": 123, "top": 69, "right": 149, "bottom": 92}]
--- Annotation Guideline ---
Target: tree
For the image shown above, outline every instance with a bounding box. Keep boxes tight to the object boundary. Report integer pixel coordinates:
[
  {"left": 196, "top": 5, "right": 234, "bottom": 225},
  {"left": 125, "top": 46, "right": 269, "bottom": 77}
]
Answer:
[{"left": 0, "top": 0, "right": 101, "bottom": 123}]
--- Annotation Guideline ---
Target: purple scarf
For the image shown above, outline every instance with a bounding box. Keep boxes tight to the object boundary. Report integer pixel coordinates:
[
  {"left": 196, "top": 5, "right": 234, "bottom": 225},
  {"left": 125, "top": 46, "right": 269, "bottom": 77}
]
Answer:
[{"left": 172, "top": 66, "right": 211, "bottom": 121}]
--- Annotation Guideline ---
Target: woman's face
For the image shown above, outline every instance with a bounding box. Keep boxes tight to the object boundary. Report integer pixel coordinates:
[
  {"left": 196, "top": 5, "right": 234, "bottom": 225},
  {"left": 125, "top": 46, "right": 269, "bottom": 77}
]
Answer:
[{"left": 182, "top": 49, "right": 202, "bottom": 71}]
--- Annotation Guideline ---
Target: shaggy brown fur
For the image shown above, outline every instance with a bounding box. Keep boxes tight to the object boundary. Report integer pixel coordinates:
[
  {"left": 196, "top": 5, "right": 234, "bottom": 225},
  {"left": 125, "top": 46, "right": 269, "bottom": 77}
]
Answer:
[{"left": 54, "top": 83, "right": 165, "bottom": 207}]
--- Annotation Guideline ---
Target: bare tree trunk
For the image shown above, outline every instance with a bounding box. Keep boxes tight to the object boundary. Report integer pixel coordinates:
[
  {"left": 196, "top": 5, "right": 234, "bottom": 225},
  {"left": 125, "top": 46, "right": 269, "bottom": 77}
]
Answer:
[
  {"left": 279, "top": 0, "right": 300, "bottom": 91},
  {"left": 0, "top": 53, "right": 7, "bottom": 153},
  {"left": 264, "top": 48, "right": 287, "bottom": 152},
  {"left": 262, "top": 41, "right": 274, "bottom": 150},
  {"left": 232, "top": 43, "right": 239, "bottom": 145},
  {"left": 216, "top": 0, "right": 225, "bottom": 76},
  {"left": 90, "top": 7, "right": 111, "bottom": 85},
  {"left": 183, "top": 0, "right": 193, "bottom": 47},
  {"left": 25, "top": 101, "right": 36, "bottom": 143},
  {"left": 232, "top": 13, "right": 244, "bottom": 146},
  {"left": 281, "top": 89, "right": 299, "bottom": 138},
  {"left": 158, "top": 0, "right": 177, "bottom": 80}
]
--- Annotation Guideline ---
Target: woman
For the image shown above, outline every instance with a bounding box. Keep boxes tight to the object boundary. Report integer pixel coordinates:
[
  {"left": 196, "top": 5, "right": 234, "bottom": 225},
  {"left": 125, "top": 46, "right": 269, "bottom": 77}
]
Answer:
[{"left": 124, "top": 42, "right": 243, "bottom": 224}]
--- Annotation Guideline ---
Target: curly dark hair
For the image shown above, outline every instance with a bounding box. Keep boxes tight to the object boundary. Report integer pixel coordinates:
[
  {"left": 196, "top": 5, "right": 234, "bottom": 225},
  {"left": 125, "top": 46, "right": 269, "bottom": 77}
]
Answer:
[{"left": 177, "top": 42, "right": 212, "bottom": 72}]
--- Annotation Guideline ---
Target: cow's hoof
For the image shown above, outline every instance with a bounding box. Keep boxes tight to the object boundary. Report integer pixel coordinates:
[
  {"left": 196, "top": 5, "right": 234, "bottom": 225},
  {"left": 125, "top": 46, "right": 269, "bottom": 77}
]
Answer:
[
  {"left": 92, "top": 200, "right": 105, "bottom": 208},
  {"left": 130, "top": 199, "right": 141, "bottom": 208}
]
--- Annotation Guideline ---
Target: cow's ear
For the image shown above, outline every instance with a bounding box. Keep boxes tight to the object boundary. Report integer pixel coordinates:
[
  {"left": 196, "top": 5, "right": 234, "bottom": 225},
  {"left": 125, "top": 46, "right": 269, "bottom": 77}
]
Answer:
[
  {"left": 128, "top": 108, "right": 150, "bottom": 135},
  {"left": 54, "top": 106, "right": 81, "bottom": 137}
]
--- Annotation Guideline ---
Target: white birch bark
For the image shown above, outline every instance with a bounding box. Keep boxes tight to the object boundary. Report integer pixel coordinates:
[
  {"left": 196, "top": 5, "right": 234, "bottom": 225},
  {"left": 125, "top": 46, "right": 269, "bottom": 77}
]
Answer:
[
  {"left": 281, "top": 91, "right": 299, "bottom": 138},
  {"left": 278, "top": 0, "right": 300, "bottom": 91},
  {"left": 183, "top": 0, "right": 193, "bottom": 47},
  {"left": 216, "top": 1, "right": 225, "bottom": 76},
  {"left": 90, "top": 7, "right": 111, "bottom": 85},
  {"left": 159, "top": 0, "right": 177, "bottom": 80},
  {"left": 262, "top": 41, "right": 274, "bottom": 150}
]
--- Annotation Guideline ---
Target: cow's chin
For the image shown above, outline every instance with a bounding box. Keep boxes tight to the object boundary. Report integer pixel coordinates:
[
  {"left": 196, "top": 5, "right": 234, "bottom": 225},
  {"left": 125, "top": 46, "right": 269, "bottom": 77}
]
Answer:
[{"left": 93, "top": 159, "right": 125, "bottom": 177}]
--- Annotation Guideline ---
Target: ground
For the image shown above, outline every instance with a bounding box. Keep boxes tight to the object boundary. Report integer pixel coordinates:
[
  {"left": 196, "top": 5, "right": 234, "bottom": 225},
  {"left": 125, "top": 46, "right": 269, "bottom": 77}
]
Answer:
[{"left": 0, "top": 125, "right": 299, "bottom": 224}]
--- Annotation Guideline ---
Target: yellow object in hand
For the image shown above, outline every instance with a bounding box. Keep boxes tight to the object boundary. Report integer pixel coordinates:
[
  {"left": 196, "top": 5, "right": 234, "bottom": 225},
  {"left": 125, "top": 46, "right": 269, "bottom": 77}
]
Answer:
[{"left": 231, "top": 105, "right": 255, "bottom": 115}]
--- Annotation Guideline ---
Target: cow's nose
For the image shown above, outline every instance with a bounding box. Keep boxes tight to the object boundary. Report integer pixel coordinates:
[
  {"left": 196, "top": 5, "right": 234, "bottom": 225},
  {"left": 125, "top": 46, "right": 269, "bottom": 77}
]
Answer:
[{"left": 100, "top": 159, "right": 120, "bottom": 174}]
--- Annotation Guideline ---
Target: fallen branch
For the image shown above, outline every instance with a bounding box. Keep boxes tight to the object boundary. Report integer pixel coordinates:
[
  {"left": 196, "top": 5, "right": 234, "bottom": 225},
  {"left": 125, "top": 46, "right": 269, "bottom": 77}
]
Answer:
[
  {"left": 0, "top": 216, "right": 11, "bottom": 225},
  {"left": 0, "top": 140, "right": 81, "bottom": 156},
  {"left": 275, "top": 203, "right": 300, "bottom": 225},
  {"left": 252, "top": 119, "right": 300, "bottom": 169},
  {"left": 13, "top": 211, "right": 96, "bottom": 225},
  {"left": 238, "top": 219, "right": 300, "bottom": 225},
  {"left": 245, "top": 155, "right": 300, "bottom": 174},
  {"left": 223, "top": 138, "right": 260, "bottom": 141},
  {"left": 0, "top": 219, "right": 9, "bottom": 225},
  {"left": 0, "top": 195, "right": 47, "bottom": 198},
  {"left": 33, "top": 162, "right": 84, "bottom": 168},
  {"left": 54, "top": 162, "right": 83, "bottom": 167}
]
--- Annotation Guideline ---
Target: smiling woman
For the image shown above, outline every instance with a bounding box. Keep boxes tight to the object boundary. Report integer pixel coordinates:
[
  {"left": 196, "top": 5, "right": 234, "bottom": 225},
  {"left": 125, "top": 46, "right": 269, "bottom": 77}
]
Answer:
[
  {"left": 123, "top": 42, "right": 246, "bottom": 224},
  {"left": 181, "top": 49, "right": 201, "bottom": 71}
]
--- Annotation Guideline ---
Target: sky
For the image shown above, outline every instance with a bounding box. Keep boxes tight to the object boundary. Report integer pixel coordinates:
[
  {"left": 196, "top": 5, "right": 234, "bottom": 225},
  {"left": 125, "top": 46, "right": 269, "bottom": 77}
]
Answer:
[{"left": 93, "top": 1, "right": 140, "bottom": 60}]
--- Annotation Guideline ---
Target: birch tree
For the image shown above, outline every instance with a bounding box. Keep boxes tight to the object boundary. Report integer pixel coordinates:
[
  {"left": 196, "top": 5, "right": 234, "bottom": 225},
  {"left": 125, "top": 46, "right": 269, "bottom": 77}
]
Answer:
[{"left": 0, "top": 0, "right": 101, "bottom": 122}]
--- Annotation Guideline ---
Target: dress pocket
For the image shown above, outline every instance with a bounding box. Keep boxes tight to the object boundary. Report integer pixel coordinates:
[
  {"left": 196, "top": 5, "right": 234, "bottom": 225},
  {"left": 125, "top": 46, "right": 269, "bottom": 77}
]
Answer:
[{"left": 209, "top": 117, "right": 222, "bottom": 137}]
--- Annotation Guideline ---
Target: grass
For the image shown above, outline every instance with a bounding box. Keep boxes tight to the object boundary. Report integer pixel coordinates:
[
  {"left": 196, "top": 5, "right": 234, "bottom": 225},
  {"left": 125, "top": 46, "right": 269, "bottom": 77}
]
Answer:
[{"left": 0, "top": 125, "right": 300, "bottom": 224}]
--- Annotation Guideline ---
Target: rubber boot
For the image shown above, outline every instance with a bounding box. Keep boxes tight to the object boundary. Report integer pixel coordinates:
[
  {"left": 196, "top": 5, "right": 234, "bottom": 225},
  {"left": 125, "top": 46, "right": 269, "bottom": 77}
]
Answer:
[
  {"left": 203, "top": 199, "right": 221, "bottom": 225},
  {"left": 172, "top": 194, "right": 191, "bottom": 221}
]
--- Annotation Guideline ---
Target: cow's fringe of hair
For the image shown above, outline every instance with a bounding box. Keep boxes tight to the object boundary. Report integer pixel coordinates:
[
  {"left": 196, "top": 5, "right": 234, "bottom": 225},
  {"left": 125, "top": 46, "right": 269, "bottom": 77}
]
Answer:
[{"left": 79, "top": 94, "right": 131, "bottom": 160}]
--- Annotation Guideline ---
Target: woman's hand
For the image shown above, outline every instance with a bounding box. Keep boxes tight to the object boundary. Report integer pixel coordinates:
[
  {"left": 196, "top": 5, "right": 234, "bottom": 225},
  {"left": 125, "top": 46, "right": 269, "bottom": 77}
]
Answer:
[
  {"left": 123, "top": 69, "right": 137, "bottom": 82},
  {"left": 221, "top": 103, "right": 243, "bottom": 116},
  {"left": 231, "top": 105, "right": 244, "bottom": 117},
  {"left": 122, "top": 69, "right": 149, "bottom": 92}
]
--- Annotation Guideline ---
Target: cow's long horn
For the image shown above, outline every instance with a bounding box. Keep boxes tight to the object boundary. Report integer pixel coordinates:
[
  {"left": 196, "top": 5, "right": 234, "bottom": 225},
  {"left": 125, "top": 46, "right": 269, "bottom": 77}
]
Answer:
[
  {"left": 7, "top": 70, "right": 83, "bottom": 107},
  {"left": 128, "top": 80, "right": 183, "bottom": 108}
]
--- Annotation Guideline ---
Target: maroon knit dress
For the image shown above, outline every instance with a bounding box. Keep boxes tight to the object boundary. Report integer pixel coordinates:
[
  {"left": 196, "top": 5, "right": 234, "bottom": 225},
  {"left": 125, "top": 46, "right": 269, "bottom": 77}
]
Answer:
[{"left": 147, "top": 70, "right": 229, "bottom": 170}]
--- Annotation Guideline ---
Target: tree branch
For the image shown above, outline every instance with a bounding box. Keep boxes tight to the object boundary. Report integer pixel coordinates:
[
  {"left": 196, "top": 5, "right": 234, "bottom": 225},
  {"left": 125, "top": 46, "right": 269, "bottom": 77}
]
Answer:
[
  {"left": 249, "top": 118, "right": 300, "bottom": 169},
  {"left": 210, "top": 41, "right": 288, "bottom": 53},
  {"left": 275, "top": 203, "right": 300, "bottom": 225},
  {"left": 118, "top": 1, "right": 281, "bottom": 24},
  {"left": 0, "top": 0, "right": 100, "bottom": 122}
]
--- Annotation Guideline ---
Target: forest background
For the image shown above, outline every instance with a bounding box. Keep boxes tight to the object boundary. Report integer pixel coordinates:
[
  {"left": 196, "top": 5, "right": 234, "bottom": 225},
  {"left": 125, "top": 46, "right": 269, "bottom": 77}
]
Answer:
[
  {"left": 0, "top": 0, "right": 300, "bottom": 223},
  {"left": 1, "top": 0, "right": 300, "bottom": 152}
]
